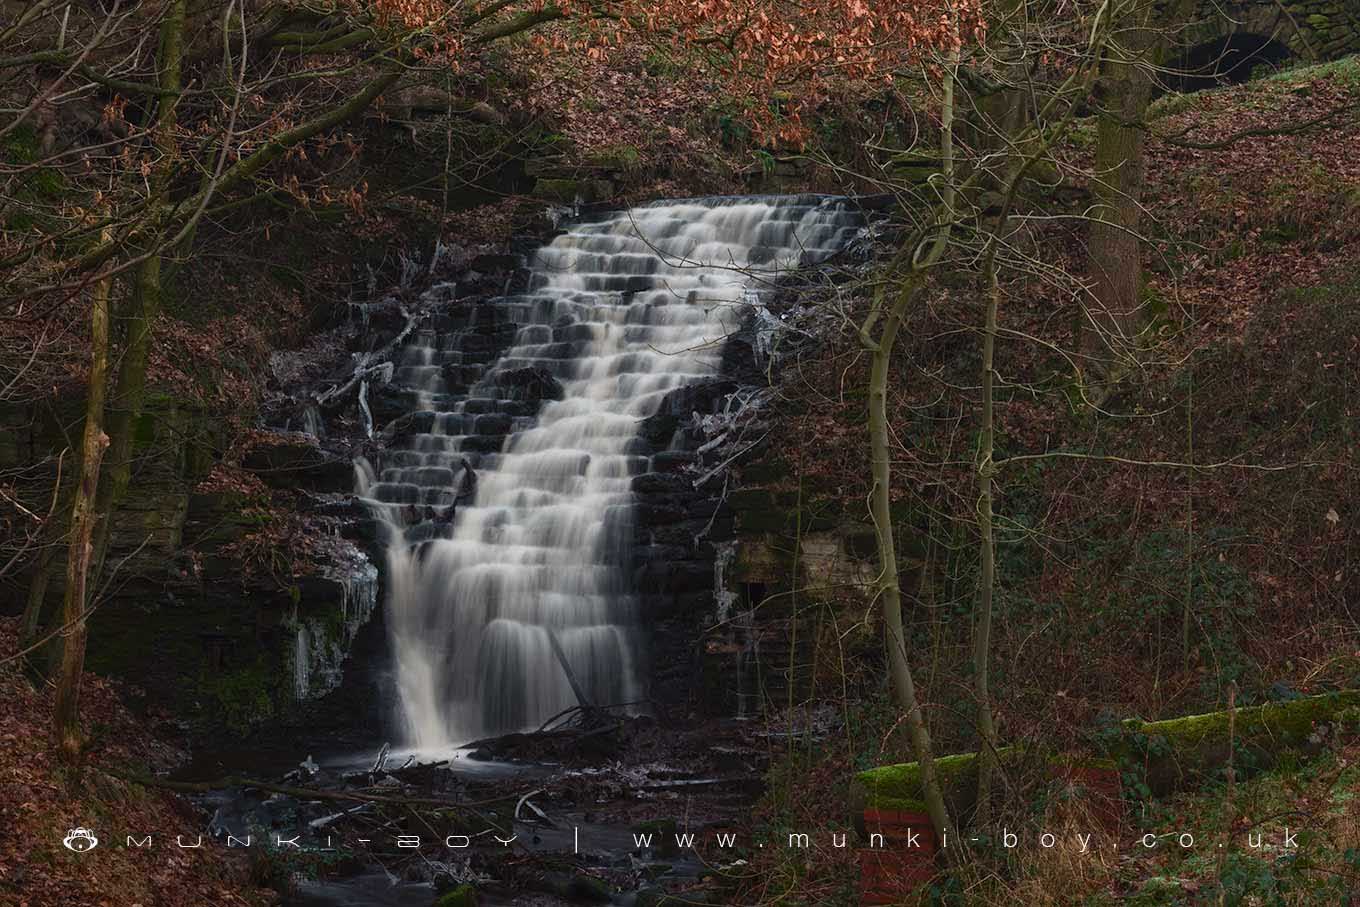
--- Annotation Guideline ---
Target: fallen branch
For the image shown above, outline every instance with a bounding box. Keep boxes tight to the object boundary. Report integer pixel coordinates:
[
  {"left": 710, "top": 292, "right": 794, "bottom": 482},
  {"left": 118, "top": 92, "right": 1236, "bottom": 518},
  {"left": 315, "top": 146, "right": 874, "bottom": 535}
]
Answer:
[
  {"left": 111, "top": 770, "right": 510, "bottom": 816},
  {"left": 315, "top": 303, "right": 418, "bottom": 411},
  {"left": 1153, "top": 99, "right": 1360, "bottom": 150}
]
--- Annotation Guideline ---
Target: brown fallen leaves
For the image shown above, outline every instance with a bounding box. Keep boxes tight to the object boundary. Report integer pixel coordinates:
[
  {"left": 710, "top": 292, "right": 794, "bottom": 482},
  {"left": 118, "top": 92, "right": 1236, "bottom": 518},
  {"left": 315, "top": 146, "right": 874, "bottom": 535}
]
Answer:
[{"left": 0, "top": 618, "right": 272, "bottom": 907}]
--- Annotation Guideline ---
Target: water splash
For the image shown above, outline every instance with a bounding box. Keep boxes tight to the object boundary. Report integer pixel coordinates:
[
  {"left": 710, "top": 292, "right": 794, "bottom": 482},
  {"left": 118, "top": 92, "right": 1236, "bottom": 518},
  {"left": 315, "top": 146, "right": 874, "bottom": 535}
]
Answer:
[{"left": 358, "top": 195, "right": 863, "bottom": 748}]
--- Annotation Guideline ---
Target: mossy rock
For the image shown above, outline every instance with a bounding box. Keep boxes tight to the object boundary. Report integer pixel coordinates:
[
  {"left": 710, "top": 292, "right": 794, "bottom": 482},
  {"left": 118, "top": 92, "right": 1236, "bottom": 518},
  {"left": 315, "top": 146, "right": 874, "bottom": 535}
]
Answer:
[
  {"left": 434, "top": 885, "right": 478, "bottom": 907},
  {"left": 584, "top": 144, "right": 643, "bottom": 173},
  {"left": 556, "top": 874, "right": 611, "bottom": 902},
  {"left": 1129, "top": 876, "right": 1183, "bottom": 906},
  {"left": 632, "top": 818, "right": 678, "bottom": 837},
  {"left": 198, "top": 659, "right": 282, "bottom": 734}
]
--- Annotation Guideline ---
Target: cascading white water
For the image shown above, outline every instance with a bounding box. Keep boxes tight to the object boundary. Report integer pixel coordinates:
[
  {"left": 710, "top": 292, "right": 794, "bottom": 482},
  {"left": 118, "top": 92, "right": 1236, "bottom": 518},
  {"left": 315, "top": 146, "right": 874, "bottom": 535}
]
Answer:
[{"left": 357, "top": 195, "right": 863, "bottom": 748}]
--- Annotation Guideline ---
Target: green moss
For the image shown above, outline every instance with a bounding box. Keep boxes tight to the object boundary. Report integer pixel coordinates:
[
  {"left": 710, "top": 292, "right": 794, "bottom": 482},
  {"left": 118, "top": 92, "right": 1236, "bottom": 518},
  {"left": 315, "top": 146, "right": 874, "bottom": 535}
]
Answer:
[
  {"left": 856, "top": 694, "right": 1358, "bottom": 814},
  {"left": 434, "top": 884, "right": 478, "bottom": 907},
  {"left": 4, "top": 124, "right": 40, "bottom": 161},
  {"left": 560, "top": 875, "right": 611, "bottom": 902},
  {"left": 199, "top": 660, "right": 280, "bottom": 735},
  {"left": 1119, "top": 690, "right": 1360, "bottom": 757},
  {"left": 643, "top": 49, "right": 686, "bottom": 78},
  {"left": 855, "top": 750, "right": 1019, "bottom": 812},
  {"left": 632, "top": 818, "right": 678, "bottom": 837},
  {"left": 2, "top": 124, "right": 67, "bottom": 231},
  {"left": 585, "top": 144, "right": 643, "bottom": 173}
]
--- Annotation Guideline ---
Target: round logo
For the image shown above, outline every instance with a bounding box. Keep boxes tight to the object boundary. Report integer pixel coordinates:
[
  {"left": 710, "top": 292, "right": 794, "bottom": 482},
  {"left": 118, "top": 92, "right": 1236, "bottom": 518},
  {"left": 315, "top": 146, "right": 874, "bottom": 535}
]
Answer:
[{"left": 63, "top": 828, "right": 99, "bottom": 852}]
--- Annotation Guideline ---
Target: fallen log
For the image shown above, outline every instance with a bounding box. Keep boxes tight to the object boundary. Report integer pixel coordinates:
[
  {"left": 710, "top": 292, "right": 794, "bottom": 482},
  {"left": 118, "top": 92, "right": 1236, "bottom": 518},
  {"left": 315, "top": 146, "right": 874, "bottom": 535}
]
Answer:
[{"left": 851, "top": 689, "right": 1360, "bottom": 818}]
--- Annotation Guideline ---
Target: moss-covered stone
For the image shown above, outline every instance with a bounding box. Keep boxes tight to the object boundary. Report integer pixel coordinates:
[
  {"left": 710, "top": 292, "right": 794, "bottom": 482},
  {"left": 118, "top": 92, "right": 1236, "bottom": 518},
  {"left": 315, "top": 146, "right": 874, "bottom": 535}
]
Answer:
[
  {"left": 199, "top": 660, "right": 281, "bottom": 735},
  {"left": 434, "top": 884, "right": 478, "bottom": 907},
  {"left": 584, "top": 144, "right": 643, "bottom": 173},
  {"left": 558, "top": 874, "right": 612, "bottom": 902},
  {"left": 632, "top": 818, "right": 678, "bottom": 837}
]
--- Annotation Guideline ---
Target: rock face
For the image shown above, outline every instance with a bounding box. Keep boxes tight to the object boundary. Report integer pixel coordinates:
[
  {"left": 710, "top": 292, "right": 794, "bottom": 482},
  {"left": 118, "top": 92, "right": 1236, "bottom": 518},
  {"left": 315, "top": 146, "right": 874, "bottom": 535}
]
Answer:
[{"left": 0, "top": 394, "right": 380, "bottom": 738}]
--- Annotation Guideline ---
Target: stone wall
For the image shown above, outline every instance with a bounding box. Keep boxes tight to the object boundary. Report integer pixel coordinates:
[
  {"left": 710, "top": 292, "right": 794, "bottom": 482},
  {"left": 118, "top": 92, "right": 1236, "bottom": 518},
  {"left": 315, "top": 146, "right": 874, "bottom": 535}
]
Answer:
[
  {"left": 706, "top": 468, "right": 886, "bottom": 717},
  {"left": 1181, "top": 0, "right": 1360, "bottom": 61}
]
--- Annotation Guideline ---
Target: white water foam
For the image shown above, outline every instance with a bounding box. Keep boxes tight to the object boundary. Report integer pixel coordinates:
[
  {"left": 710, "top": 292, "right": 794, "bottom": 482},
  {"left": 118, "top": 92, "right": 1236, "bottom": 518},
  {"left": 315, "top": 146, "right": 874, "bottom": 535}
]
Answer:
[{"left": 358, "top": 196, "right": 862, "bottom": 748}]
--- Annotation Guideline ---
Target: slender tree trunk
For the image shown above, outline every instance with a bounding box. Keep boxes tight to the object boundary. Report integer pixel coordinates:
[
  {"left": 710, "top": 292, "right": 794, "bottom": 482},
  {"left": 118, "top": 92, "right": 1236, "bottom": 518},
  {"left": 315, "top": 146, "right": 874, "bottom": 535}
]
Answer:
[
  {"left": 19, "top": 541, "right": 58, "bottom": 654},
  {"left": 88, "top": 0, "right": 184, "bottom": 589},
  {"left": 1085, "top": 12, "right": 1155, "bottom": 374},
  {"left": 1182, "top": 353, "right": 1194, "bottom": 667},
  {"left": 53, "top": 260, "right": 113, "bottom": 762},
  {"left": 972, "top": 258, "right": 1001, "bottom": 825},
  {"left": 868, "top": 279, "right": 954, "bottom": 843},
  {"left": 856, "top": 25, "right": 961, "bottom": 845},
  {"left": 88, "top": 257, "right": 162, "bottom": 583}
]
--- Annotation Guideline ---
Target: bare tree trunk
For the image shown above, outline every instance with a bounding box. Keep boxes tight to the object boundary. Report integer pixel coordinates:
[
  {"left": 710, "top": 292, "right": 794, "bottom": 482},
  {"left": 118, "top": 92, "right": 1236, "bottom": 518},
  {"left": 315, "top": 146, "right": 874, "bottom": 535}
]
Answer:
[
  {"left": 19, "top": 541, "right": 57, "bottom": 655},
  {"left": 1085, "top": 12, "right": 1156, "bottom": 374},
  {"left": 972, "top": 257, "right": 1001, "bottom": 825},
  {"left": 868, "top": 278, "right": 954, "bottom": 843},
  {"left": 88, "top": 0, "right": 184, "bottom": 588},
  {"left": 855, "top": 24, "right": 962, "bottom": 846},
  {"left": 53, "top": 261, "right": 112, "bottom": 762}
]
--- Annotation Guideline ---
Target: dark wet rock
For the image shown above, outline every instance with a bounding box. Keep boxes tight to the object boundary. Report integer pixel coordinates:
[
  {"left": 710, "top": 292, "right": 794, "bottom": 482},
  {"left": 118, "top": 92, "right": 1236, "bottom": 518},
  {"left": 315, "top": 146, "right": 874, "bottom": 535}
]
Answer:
[
  {"left": 633, "top": 502, "right": 687, "bottom": 526},
  {"left": 242, "top": 437, "right": 353, "bottom": 491},
  {"left": 349, "top": 297, "right": 406, "bottom": 338},
  {"left": 341, "top": 517, "right": 381, "bottom": 545},
  {"left": 441, "top": 363, "right": 484, "bottom": 389},
  {"left": 367, "top": 383, "right": 418, "bottom": 423},
  {"left": 650, "top": 451, "right": 696, "bottom": 473},
  {"left": 636, "top": 561, "right": 715, "bottom": 594},
  {"left": 496, "top": 365, "right": 564, "bottom": 402},
  {"left": 470, "top": 252, "right": 520, "bottom": 273},
  {"left": 655, "top": 379, "right": 738, "bottom": 417},
  {"left": 380, "top": 410, "right": 436, "bottom": 441},
  {"left": 632, "top": 544, "right": 691, "bottom": 565},
  {"left": 403, "top": 520, "right": 452, "bottom": 545},
  {"left": 639, "top": 591, "right": 713, "bottom": 620},
  {"left": 472, "top": 413, "right": 512, "bottom": 435},
  {"left": 459, "top": 435, "right": 505, "bottom": 454},
  {"left": 636, "top": 413, "right": 680, "bottom": 451},
  {"left": 631, "top": 472, "right": 691, "bottom": 495}
]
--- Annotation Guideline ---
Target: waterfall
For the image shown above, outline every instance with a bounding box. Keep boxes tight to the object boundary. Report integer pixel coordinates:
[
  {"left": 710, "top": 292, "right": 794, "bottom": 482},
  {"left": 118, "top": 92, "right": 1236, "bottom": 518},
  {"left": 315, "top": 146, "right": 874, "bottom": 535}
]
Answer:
[{"left": 358, "top": 195, "right": 864, "bottom": 749}]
